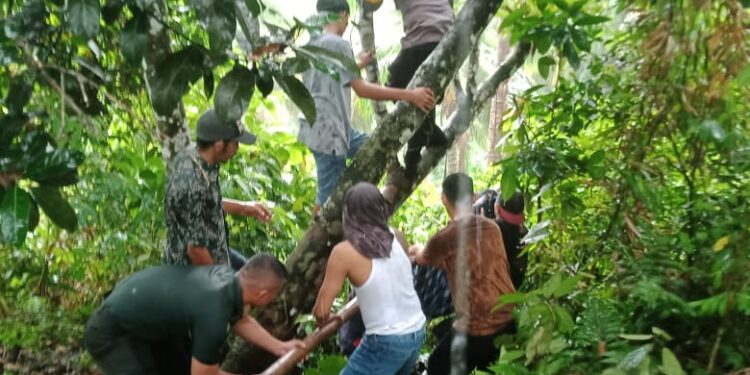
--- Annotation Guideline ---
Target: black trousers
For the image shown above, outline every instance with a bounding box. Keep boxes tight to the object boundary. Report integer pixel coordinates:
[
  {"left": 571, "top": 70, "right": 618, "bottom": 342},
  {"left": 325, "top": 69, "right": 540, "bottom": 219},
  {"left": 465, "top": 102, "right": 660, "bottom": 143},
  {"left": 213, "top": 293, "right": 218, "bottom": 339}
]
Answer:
[
  {"left": 387, "top": 42, "right": 448, "bottom": 177},
  {"left": 427, "top": 323, "right": 516, "bottom": 375},
  {"left": 84, "top": 306, "right": 191, "bottom": 375}
]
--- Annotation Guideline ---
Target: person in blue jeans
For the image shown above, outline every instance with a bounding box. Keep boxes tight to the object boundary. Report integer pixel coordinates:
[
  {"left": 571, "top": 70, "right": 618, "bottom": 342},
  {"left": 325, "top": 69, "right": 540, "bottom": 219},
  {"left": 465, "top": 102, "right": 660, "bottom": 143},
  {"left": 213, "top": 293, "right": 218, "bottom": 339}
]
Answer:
[
  {"left": 299, "top": 0, "right": 436, "bottom": 216},
  {"left": 314, "top": 183, "right": 426, "bottom": 375}
]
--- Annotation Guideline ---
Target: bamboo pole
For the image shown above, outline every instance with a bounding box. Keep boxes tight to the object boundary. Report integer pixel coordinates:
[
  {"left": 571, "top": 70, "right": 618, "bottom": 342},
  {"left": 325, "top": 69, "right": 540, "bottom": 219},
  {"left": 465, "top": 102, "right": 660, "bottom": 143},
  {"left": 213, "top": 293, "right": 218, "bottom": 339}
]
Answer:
[{"left": 260, "top": 298, "right": 360, "bottom": 375}]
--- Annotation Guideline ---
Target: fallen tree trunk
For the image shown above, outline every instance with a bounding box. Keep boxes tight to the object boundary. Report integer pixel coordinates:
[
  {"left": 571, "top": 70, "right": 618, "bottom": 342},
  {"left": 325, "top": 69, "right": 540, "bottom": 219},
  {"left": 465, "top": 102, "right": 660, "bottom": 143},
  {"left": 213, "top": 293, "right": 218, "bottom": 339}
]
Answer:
[
  {"left": 260, "top": 298, "right": 360, "bottom": 375},
  {"left": 221, "top": 0, "right": 512, "bottom": 372}
]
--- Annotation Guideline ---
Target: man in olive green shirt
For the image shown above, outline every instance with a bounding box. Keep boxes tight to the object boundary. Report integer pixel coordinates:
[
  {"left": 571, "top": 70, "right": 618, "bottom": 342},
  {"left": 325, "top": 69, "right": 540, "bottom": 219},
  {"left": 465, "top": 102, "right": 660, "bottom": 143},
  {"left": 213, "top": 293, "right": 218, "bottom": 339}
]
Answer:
[{"left": 84, "top": 253, "right": 304, "bottom": 375}]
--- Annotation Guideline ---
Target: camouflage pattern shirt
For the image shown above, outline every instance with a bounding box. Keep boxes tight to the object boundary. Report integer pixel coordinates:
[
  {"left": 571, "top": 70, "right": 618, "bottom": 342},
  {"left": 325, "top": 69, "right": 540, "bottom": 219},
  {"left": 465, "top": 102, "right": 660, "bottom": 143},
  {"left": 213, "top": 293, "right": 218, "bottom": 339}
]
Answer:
[{"left": 164, "top": 146, "right": 229, "bottom": 267}]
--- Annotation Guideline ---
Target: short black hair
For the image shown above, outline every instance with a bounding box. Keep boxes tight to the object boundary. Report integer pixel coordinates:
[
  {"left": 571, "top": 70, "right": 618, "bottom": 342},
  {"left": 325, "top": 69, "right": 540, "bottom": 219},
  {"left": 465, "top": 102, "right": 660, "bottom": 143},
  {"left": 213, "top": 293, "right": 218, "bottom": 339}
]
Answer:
[
  {"left": 316, "top": 0, "right": 350, "bottom": 14},
  {"left": 442, "top": 173, "right": 474, "bottom": 207},
  {"left": 196, "top": 139, "right": 234, "bottom": 151},
  {"left": 240, "top": 253, "right": 288, "bottom": 284}
]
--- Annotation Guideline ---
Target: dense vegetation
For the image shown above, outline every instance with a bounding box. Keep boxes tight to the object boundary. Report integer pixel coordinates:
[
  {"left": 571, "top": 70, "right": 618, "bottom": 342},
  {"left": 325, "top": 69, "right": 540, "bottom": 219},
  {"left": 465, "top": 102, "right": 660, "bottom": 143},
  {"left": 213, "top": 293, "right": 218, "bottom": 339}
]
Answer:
[{"left": 1, "top": 0, "right": 748, "bottom": 374}]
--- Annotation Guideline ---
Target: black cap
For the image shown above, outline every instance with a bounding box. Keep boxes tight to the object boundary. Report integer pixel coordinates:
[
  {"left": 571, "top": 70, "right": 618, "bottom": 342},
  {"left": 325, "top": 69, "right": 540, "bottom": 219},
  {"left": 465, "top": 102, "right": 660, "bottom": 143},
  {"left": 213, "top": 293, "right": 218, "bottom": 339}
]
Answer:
[
  {"left": 317, "top": 0, "right": 350, "bottom": 13},
  {"left": 196, "top": 109, "right": 257, "bottom": 145}
]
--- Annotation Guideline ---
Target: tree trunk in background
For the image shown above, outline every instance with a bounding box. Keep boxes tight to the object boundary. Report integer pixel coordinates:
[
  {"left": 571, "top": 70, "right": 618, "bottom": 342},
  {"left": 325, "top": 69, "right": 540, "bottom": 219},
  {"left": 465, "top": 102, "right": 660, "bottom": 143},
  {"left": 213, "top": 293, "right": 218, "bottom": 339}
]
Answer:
[
  {"left": 221, "top": 0, "right": 512, "bottom": 372},
  {"left": 448, "top": 132, "right": 470, "bottom": 173},
  {"left": 145, "top": 2, "right": 190, "bottom": 162},
  {"left": 357, "top": 8, "right": 388, "bottom": 124},
  {"left": 487, "top": 35, "right": 511, "bottom": 166},
  {"left": 442, "top": 85, "right": 466, "bottom": 173}
]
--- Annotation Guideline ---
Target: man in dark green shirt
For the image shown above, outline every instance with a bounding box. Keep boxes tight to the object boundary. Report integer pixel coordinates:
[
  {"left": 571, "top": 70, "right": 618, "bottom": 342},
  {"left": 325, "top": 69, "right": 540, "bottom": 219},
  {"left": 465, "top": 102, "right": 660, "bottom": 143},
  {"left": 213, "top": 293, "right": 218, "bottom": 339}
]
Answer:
[{"left": 84, "top": 253, "right": 304, "bottom": 375}]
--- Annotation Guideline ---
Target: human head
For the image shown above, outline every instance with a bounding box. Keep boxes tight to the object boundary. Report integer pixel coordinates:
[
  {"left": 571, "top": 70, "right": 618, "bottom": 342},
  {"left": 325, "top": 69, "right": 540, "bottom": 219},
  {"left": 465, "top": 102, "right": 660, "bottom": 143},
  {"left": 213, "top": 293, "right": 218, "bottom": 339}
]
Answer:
[
  {"left": 238, "top": 253, "right": 288, "bottom": 307},
  {"left": 441, "top": 173, "right": 475, "bottom": 218},
  {"left": 316, "top": 0, "right": 350, "bottom": 35},
  {"left": 495, "top": 191, "right": 525, "bottom": 226},
  {"left": 195, "top": 108, "right": 256, "bottom": 163},
  {"left": 342, "top": 182, "right": 394, "bottom": 259}
]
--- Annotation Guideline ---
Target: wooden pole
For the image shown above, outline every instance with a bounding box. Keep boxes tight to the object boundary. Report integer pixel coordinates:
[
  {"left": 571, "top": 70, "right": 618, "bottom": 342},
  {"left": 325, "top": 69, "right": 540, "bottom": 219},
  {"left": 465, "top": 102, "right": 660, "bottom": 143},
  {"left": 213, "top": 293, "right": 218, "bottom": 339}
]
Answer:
[{"left": 260, "top": 298, "right": 360, "bottom": 375}]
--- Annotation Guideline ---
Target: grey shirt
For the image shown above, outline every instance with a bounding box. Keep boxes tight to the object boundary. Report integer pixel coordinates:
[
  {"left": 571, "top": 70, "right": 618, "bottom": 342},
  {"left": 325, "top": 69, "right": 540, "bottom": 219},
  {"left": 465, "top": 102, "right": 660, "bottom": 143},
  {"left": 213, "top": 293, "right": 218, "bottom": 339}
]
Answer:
[
  {"left": 298, "top": 32, "right": 359, "bottom": 156},
  {"left": 164, "top": 146, "right": 230, "bottom": 267},
  {"left": 396, "top": 0, "right": 454, "bottom": 49}
]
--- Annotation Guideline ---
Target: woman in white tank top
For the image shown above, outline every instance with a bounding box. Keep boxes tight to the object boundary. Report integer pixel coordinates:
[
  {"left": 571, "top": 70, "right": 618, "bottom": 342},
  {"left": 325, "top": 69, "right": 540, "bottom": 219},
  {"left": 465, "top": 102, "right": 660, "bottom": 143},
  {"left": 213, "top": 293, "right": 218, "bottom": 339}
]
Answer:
[{"left": 313, "top": 183, "right": 426, "bottom": 375}]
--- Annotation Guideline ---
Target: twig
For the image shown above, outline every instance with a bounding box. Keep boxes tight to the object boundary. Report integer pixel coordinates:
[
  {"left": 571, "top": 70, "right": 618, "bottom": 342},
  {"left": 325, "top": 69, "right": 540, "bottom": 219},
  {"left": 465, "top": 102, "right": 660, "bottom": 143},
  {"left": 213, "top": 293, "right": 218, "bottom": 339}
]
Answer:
[
  {"left": 707, "top": 326, "right": 724, "bottom": 373},
  {"left": 20, "top": 45, "right": 102, "bottom": 138}
]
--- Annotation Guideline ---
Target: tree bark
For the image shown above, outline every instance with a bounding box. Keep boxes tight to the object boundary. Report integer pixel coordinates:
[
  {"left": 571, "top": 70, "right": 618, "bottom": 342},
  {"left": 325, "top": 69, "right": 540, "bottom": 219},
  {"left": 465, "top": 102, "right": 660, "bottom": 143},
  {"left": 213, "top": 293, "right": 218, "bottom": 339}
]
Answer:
[
  {"left": 487, "top": 35, "right": 511, "bottom": 166},
  {"left": 357, "top": 8, "right": 388, "bottom": 124},
  {"left": 144, "top": 2, "right": 191, "bottom": 162},
  {"left": 221, "top": 1, "right": 512, "bottom": 373}
]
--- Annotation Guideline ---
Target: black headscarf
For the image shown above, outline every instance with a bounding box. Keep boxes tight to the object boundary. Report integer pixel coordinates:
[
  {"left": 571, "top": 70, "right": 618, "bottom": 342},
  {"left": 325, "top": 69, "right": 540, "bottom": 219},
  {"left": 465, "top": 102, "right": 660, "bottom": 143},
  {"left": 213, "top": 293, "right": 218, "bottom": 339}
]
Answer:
[{"left": 342, "top": 182, "right": 394, "bottom": 259}]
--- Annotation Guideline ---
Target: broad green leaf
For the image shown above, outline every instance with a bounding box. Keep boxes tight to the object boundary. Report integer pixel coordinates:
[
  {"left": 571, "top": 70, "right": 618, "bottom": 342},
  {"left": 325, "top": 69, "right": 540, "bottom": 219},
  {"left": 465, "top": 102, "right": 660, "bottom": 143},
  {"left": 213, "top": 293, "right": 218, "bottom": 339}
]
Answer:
[
  {"left": 553, "top": 275, "right": 581, "bottom": 297},
  {"left": 494, "top": 292, "right": 540, "bottom": 310},
  {"left": 20, "top": 132, "right": 84, "bottom": 187},
  {"left": 295, "top": 45, "right": 360, "bottom": 74},
  {"left": 256, "top": 73, "right": 274, "bottom": 97},
  {"left": 538, "top": 56, "right": 555, "bottom": 79},
  {"left": 245, "top": 0, "right": 262, "bottom": 16},
  {"left": 541, "top": 273, "right": 562, "bottom": 297},
  {"left": 562, "top": 38, "right": 580, "bottom": 69},
  {"left": 552, "top": 304, "right": 574, "bottom": 333},
  {"left": 550, "top": 0, "right": 570, "bottom": 12},
  {"left": 0, "top": 114, "right": 28, "bottom": 150},
  {"left": 203, "top": 71, "right": 215, "bottom": 98},
  {"left": 0, "top": 186, "right": 33, "bottom": 246},
  {"left": 500, "top": 167, "right": 518, "bottom": 201},
  {"left": 570, "top": 29, "right": 591, "bottom": 52},
  {"left": 28, "top": 200, "right": 39, "bottom": 232},
  {"left": 5, "top": 76, "right": 33, "bottom": 114},
  {"left": 660, "top": 348, "right": 684, "bottom": 375},
  {"left": 620, "top": 344, "right": 653, "bottom": 370},
  {"left": 522, "top": 220, "right": 551, "bottom": 245},
  {"left": 586, "top": 149, "right": 606, "bottom": 179},
  {"left": 67, "top": 0, "right": 101, "bottom": 39},
  {"left": 150, "top": 46, "right": 210, "bottom": 115},
  {"left": 31, "top": 186, "right": 78, "bottom": 231},
  {"left": 214, "top": 65, "right": 256, "bottom": 123},
  {"left": 274, "top": 73, "right": 316, "bottom": 125},
  {"left": 206, "top": 0, "right": 236, "bottom": 54},
  {"left": 120, "top": 12, "right": 150, "bottom": 64},
  {"left": 575, "top": 13, "right": 610, "bottom": 26}
]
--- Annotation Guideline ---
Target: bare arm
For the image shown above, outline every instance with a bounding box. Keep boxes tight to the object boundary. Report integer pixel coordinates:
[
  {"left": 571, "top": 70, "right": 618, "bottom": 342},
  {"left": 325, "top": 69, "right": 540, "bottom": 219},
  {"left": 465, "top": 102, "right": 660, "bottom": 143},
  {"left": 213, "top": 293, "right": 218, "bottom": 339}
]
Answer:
[
  {"left": 313, "top": 245, "right": 348, "bottom": 327},
  {"left": 222, "top": 198, "right": 272, "bottom": 222},
  {"left": 232, "top": 315, "right": 304, "bottom": 356},
  {"left": 188, "top": 245, "right": 214, "bottom": 265},
  {"left": 191, "top": 358, "right": 219, "bottom": 375},
  {"left": 349, "top": 79, "right": 436, "bottom": 112},
  {"left": 408, "top": 244, "right": 429, "bottom": 265}
]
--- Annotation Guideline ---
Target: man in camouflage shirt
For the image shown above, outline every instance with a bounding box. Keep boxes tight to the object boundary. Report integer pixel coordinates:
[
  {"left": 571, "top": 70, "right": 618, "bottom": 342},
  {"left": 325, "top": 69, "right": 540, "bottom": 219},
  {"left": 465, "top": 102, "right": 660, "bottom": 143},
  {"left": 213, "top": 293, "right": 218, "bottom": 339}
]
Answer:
[{"left": 164, "top": 108, "right": 272, "bottom": 268}]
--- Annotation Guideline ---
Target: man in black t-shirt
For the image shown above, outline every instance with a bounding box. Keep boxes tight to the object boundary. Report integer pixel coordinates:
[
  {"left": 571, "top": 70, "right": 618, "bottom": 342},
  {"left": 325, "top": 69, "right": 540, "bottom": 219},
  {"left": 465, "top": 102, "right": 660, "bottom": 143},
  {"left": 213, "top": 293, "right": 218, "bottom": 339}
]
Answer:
[{"left": 84, "top": 253, "right": 304, "bottom": 375}]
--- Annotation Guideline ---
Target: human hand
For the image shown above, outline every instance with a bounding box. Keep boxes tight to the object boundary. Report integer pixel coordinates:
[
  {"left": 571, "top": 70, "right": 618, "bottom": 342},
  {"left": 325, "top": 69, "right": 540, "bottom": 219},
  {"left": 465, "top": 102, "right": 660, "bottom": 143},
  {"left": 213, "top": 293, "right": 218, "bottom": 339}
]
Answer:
[
  {"left": 357, "top": 50, "right": 373, "bottom": 67},
  {"left": 408, "top": 87, "right": 436, "bottom": 112},
  {"left": 407, "top": 244, "right": 423, "bottom": 260},
  {"left": 274, "top": 339, "right": 306, "bottom": 356},
  {"left": 242, "top": 202, "right": 272, "bottom": 222}
]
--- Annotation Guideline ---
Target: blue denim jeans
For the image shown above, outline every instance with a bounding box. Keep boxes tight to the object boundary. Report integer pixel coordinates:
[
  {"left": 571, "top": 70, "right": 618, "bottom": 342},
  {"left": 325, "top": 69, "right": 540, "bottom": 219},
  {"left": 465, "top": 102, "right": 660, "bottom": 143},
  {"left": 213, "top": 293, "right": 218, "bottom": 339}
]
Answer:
[
  {"left": 341, "top": 327, "right": 425, "bottom": 375},
  {"left": 311, "top": 129, "right": 368, "bottom": 205}
]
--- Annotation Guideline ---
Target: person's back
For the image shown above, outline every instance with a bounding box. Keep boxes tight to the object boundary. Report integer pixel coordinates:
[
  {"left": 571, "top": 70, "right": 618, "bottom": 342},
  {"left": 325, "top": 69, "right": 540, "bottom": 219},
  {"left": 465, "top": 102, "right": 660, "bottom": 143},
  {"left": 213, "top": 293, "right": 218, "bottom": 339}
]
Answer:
[
  {"left": 298, "top": 32, "right": 357, "bottom": 157},
  {"left": 395, "top": 0, "right": 454, "bottom": 49},
  {"left": 425, "top": 215, "right": 515, "bottom": 334},
  {"left": 103, "top": 266, "right": 242, "bottom": 340},
  {"left": 314, "top": 183, "right": 426, "bottom": 375},
  {"left": 354, "top": 230, "right": 425, "bottom": 335}
]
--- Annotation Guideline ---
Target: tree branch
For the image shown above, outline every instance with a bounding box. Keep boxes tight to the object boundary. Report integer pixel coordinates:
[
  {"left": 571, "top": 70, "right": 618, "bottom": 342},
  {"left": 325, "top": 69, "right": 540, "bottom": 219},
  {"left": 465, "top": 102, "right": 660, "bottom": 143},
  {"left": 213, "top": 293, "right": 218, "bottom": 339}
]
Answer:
[{"left": 356, "top": 9, "right": 388, "bottom": 124}]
